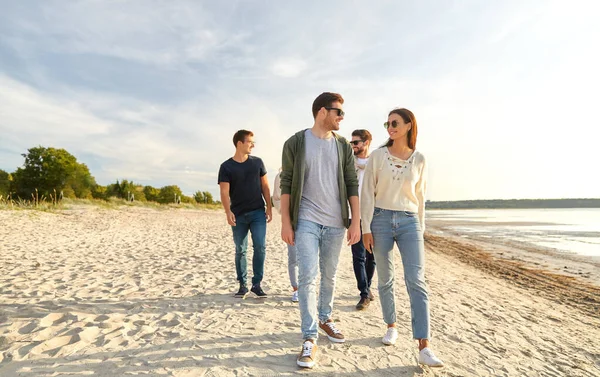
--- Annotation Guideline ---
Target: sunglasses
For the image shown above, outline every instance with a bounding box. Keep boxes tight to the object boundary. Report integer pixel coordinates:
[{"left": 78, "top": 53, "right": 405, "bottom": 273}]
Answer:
[
  {"left": 350, "top": 140, "right": 364, "bottom": 146},
  {"left": 383, "top": 120, "right": 408, "bottom": 129},
  {"left": 325, "top": 107, "right": 345, "bottom": 117}
]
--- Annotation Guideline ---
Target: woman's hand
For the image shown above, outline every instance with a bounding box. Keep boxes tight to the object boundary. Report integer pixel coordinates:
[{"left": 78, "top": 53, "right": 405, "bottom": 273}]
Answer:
[{"left": 363, "top": 233, "right": 374, "bottom": 253}]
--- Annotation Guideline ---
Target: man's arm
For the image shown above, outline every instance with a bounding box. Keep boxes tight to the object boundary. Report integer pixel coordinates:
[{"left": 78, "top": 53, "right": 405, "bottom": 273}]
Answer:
[
  {"left": 260, "top": 174, "right": 272, "bottom": 223},
  {"left": 280, "top": 193, "right": 294, "bottom": 245},
  {"left": 219, "top": 182, "right": 236, "bottom": 226},
  {"left": 343, "top": 141, "right": 360, "bottom": 245},
  {"left": 347, "top": 195, "right": 360, "bottom": 245},
  {"left": 280, "top": 137, "right": 295, "bottom": 245}
]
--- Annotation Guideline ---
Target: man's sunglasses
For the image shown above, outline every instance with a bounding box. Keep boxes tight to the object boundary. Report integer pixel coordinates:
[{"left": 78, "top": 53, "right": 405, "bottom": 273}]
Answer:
[
  {"left": 325, "top": 107, "right": 345, "bottom": 117},
  {"left": 383, "top": 120, "right": 407, "bottom": 129},
  {"left": 350, "top": 140, "right": 364, "bottom": 146}
]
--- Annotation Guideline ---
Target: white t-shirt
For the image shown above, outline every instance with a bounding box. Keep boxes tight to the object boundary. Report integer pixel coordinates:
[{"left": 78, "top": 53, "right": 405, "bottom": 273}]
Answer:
[{"left": 355, "top": 156, "right": 369, "bottom": 198}]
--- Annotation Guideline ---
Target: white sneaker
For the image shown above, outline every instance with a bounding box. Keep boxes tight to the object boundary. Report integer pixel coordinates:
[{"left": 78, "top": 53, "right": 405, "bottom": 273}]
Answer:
[
  {"left": 418, "top": 347, "right": 444, "bottom": 367},
  {"left": 291, "top": 291, "right": 299, "bottom": 302},
  {"left": 382, "top": 327, "right": 398, "bottom": 345}
]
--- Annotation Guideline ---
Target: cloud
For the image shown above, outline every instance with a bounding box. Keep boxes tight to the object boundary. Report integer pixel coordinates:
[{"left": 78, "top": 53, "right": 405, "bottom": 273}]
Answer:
[
  {"left": 1, "top": 0, "right": 599, "bottom": 201},
  {"left": 270, "top": 58, "right": 307, "bottom": 78}
]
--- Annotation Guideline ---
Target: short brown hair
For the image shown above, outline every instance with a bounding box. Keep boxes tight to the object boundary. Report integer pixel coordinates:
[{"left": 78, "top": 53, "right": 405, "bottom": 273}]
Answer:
[
  {"left": 312, "top": 92, "right": 344, "bottom": 119},
  {"left": 351, "top": 129, "right": 372, "bottom": 143},
  {"left": 386, "top": 108, "right": 418, "bottom": 149},
  {"left": 233, "top": 130, "right": 253, "bottom": 147}
]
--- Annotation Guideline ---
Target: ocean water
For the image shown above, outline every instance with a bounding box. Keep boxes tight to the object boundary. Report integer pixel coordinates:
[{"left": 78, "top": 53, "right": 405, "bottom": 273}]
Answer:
[{"left": 427, "top": 208, "right": 600, "bottom": 257}]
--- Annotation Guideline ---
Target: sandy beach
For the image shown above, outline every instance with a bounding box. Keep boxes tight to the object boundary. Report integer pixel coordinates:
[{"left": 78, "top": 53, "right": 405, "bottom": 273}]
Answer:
[{"left": 1, "top": 205, "right": 599, "bottom": 376}]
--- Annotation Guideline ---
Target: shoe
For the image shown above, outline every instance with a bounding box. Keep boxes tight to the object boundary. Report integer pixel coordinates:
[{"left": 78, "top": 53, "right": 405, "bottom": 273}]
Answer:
[
  {"left": 318, "top": 319, "right": 345, "bottom": 343},
  {"left": 368, "top": 289, "right": 376, "bottom": 301},
  {"left": 382, "top": 327, "right": 398, "bottom": 345},
  {"left": 234, "top": 284, "right": 249, "bottom": 298},
  {"left": 291, "top": 290, "right": 299, "bottom": 303},
  {"left": 356, "top": 297, "right": 370, "bottom": 310},
  {"left": 251, "top": 284, "right": 268, "bottom": 298},
  {"left": 297, "top": 339, "right": 317, "bottom": 368},
  {"left": 419, "top": 347, "right": 444, "bottom": 367}
]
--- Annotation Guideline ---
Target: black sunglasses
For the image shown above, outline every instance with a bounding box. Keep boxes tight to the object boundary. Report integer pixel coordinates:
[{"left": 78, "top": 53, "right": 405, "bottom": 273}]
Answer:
[
  {"left": 325, "top": 107, "right": 345, "bottom": 117},
  {"left": 350, "top": 140, "right": 364, "bottom": 146},
  {"left": 383, "top": 120, "right": 408, "bottom": 129}
]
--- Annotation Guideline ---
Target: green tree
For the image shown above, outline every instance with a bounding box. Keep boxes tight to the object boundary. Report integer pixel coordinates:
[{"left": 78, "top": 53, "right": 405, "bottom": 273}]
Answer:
[
  {"left": 202, "top": 191, "right": 214, "bottom": 204},
  {"left": 91, "top": 185, "right": 107, "bottom": 199},
  {"left": 193, "top": 190, "right": 205, "bottom": 203},
  {"left": 0, "top": 169, "right": 11, "bottom": 197},
  {"left": 181, "top": 195, "right": 195, "bottom": 204},
  {"left": 143, "top": 185, "right": 160, "bottom": 202},
  {"left": 11, "top": 146, "right": 96, "bottom": 200},
  {"left": 157, "top": 185, "right": 183, "bottom": 204}
]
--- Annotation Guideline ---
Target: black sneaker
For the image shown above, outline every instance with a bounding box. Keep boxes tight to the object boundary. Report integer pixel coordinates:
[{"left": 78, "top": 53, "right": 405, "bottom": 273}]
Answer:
[
  {"left": 234, "top": 284, "right": 249, "bottom": 298},
  {"left": 251, "top": 284, "right": 268, "bottom": 298}
]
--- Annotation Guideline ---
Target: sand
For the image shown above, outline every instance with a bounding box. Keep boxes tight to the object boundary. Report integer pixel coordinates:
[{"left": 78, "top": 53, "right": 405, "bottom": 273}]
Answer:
[{"left": 0, "top": 205, "right": 599, "bottom": 376}]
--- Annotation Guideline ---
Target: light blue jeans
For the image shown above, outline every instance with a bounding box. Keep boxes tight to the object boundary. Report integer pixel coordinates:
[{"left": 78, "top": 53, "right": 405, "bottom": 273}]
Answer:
[
  {"left": 370, "top": 208, "right": 430, "bottom": 340},
  {"left": 295, "top": 219, "right": 346, "bottom": 340},
  {"left": 288, "top": 244, "right": 298, "bottom": 289}
]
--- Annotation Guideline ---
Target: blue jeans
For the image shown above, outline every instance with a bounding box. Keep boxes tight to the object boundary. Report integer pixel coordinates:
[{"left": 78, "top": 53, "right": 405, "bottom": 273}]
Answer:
[
  {"left": 295, "top": 219, "right": 345, "bottom": 340},
  {"left": 288, "top": 244, "right": 298, "bottom": 289},
  {"left": 231, "top": 208, "right": 266, "bottom": 286},
  {"left": 351, "top": 224, "right": 376, "bottom": 298},
  {"left": 370, "top": 208, "right": 430, "bottom": 339}
]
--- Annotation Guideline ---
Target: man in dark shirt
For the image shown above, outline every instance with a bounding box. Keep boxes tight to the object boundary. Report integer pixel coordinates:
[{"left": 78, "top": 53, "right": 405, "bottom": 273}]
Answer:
[{"left": 218, "top": 130, "right": 272, "bottom": 298}]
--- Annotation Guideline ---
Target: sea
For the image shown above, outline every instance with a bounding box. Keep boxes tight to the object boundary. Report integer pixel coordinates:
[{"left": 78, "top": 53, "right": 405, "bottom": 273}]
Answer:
[{"left": 427, "top": 208, "right": 600, "bottom": 257}]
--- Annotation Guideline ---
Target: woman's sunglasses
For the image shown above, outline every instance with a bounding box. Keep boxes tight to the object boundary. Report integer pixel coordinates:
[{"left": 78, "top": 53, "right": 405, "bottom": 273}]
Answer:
[{"left": 383, "top": 120, "right": 407, "bottom": 129}]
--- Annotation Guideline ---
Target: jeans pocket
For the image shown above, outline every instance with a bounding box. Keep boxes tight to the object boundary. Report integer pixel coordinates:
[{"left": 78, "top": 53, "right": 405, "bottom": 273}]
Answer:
[
  {"left": 403, "top": 211, "right": 416, "bottom": 217},
  {"left": 373, "top": 208, "right": 384, "bottom": 217}
]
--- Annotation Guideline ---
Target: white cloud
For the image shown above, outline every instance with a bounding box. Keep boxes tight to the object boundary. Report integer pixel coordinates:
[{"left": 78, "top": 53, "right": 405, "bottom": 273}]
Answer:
[
  {"left": 1, "top": 0, "right": 600, "bottom": 201},
  {"left": 270, "top": 58, "right": 307, "bottom": 78}
]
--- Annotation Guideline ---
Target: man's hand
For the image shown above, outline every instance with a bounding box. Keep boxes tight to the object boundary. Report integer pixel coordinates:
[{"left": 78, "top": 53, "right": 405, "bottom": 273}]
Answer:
[
  {"left": 282, "top": 222, "right": 295, "bottom": 246},
  {"left": 266, "top": 207, "right": 273, "bottom": 223},
  {"left": 363, "top": 233, "right": 374, "bottom": 253},
  {"left": 225, "top": 210, "right": 236, "bottom": 226},
  {"left": 347, "top": 221, "right": 361, "bottom": 246}
]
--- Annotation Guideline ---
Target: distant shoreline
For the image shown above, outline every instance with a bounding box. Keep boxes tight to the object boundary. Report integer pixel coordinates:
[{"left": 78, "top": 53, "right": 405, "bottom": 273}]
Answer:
[{"left": 426, "top": 198, "right": 600, "bottom": 209}]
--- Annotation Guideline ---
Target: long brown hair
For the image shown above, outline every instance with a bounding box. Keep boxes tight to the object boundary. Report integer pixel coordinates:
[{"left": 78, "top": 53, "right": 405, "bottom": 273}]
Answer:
[{"left": 385, "top": 108, "right": 418, "bottom": 149}]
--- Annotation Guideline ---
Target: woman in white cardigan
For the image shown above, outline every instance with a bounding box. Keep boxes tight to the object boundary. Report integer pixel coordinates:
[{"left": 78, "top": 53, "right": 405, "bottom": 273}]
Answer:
[{"left": 361, "top": 108, "right": 443, "bottom": 367}]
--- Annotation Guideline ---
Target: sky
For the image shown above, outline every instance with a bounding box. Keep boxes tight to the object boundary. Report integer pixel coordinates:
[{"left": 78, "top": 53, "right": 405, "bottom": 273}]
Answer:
[{"left": 1, "top": 0, "right": 599, "bottom": 201}]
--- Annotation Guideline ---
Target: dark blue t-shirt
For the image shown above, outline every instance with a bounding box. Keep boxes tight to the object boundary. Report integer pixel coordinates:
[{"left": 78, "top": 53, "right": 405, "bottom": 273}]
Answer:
[{"left": 218, "top": 156, "right": 267, "bottom": 216}]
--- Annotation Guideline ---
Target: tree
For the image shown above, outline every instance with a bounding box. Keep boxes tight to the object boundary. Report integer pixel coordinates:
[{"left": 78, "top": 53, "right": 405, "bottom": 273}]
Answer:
[
  {"left": 193, "top": 191, "right": 205, "bottom": 203},
  {"left": 202, "top": 191, "right": 214, "bottom": 204},
  {"left": 11, "top": 146, "right": 96, "bottom": 200},
  {"left": 0, "top": 169, "right": 11, "bottom": 197},
  {"left": 157, "top": 185, "right": 183, "bottom": 204},
  {"left": 143, "top": 185, "right": 160, "bottom": 202}
]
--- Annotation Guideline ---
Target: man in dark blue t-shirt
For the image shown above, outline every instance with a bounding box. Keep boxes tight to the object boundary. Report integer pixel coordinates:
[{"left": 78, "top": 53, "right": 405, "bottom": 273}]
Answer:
[{"left": 218, "top": 129, "right": 272, "bottom": 299}]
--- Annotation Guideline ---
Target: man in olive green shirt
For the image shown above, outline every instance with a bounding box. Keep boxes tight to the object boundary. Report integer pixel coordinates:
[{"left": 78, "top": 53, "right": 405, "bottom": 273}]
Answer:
[{"left": 279, "top": 92, "right": 360, "bottom": 369}]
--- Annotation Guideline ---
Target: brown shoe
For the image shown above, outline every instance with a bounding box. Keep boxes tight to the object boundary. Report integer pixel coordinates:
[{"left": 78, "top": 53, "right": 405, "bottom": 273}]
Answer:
[
  {"left": 356, "top": 297, "right": 370, "bottom": 310},
  {"left": 368, "top": 289, "right": 376, "bottom": 301},
  {"left": 319, "top": 319, "right": 345, "bottom": 343},
  {"left": 297, "top": 339, "right": 317, "bottom": 368}
]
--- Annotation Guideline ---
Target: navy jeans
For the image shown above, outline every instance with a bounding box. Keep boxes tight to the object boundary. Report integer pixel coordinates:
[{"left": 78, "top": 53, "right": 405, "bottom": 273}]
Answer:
[
  {"left": 351, "top": 225, "right": 376, "bottom": 298},
  {"left": 231, "top": 208, "right": 266, "bottom": 286}
]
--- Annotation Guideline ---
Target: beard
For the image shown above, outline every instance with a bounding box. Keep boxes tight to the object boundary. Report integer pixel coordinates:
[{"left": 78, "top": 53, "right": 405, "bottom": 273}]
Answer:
[
  {"left": 353, "top": 147, "right": 365, "bottom": 156},
  {"left": 326, "top": 115, "right": 340, "bottom": 131}
]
